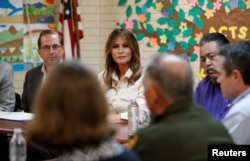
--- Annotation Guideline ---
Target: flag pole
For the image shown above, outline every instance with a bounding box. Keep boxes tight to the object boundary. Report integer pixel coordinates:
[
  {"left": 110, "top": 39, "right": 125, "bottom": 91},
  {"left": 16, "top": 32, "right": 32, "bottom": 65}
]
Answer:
[{"left": 72, "top": 0, "right": 81, "bottom": 59}]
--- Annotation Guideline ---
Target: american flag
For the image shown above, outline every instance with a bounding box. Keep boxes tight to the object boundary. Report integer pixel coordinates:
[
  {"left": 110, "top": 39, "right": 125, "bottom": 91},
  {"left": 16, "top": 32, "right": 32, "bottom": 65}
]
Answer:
[{"left": 58, "top": 0, "right": 84, "bottom": 60}]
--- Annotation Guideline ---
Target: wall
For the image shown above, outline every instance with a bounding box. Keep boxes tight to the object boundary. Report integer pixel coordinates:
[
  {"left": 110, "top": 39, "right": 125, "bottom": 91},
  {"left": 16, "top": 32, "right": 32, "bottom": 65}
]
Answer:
[{"left": 14, "top": 0, "right": 200, "bottom": 95}]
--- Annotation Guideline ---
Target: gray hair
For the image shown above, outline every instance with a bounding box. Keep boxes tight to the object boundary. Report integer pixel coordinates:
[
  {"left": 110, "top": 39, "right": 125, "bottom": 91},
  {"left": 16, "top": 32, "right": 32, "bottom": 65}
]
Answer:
[{"left": 144, "top": 54, "right": 194, "bottom": 101}]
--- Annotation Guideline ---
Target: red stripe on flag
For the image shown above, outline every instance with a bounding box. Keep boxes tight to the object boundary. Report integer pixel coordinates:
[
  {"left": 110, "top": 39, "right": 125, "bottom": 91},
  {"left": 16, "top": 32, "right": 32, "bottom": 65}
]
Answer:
[{"left": 58, "top": 0, "right": 84, "bottom": 60}]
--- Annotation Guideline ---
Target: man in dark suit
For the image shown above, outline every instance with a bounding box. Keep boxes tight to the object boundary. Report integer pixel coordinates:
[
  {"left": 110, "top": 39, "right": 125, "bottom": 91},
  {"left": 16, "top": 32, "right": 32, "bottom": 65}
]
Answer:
[{"left": 21, "top": 30, "right": 65, "bottom": 112}]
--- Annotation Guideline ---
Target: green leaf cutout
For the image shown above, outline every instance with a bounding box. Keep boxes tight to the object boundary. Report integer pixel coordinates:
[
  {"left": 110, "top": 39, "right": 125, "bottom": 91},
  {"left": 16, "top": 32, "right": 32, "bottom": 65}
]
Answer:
[
  {"left": 167, "top": 35, "right": 176, "bottom": 44},
  {"left": 238, "top": 0, "right": 246, "bottom": 11},
  {"left": 206, "top": 1, "right": 213, "bottom": 10},
  {"left": 146, "top": 24, "right": 154, "bottom": 34},
  {"left": 133, "top": 20, "right": 139, "bottom": 31},
  {"left": 193, "top": 17, "right": 203, "bottom": 29},
  {"left": 171, "top": 0, "right": 178, "bottom": 7},
  {"left": 188, "top": 7, "right": 202, "bottom": 16},
  {"left": 136, "top": 6, "right": 142, "bottom": 15},
  {"left": 157, "top": 28, "right": 164, "bottom": 35},
  {"left": 178, "top": 9, "right": 185, "bottom": 21},
  {"left": 197, "top": 0, "right": 205, "bottom": 6},
  {"left": 179, "top": 41, "right": 189, "bottom": 50},
  {"left": 126, "top": 6, "right": 132, "bottom": 18},
  {"left": 158, "top": 46, "right": 168, "bottom": 52},
  {"left": 157, "top": 17, "right": 167, "bottom": 25},
  {"left": 188, "top": 37, "right": 197, "bottom": 46},
  {"left": 183, "top": 28, "right": 193, "bottom": 37},
  {"left": 145, "top": 13, "right": 151, "bottom": 22},
  {"left": 146, "top": 0, "right": 153, "bottom": 7},
  {"left": 190, "top": 53, "right": 198, "bottom": 62},
  {"left": 135, "top": 0, "right": 141, "bottom": 4},
  {"left": 165, "top": 29, "right": 171, "bottom": 37},
  {"left": 118, "top": 0, "right": 127, "bottom": 6},
  {"left": 171, "top": 28, "right": 181, "bottom": 35},
  {"left": 120, "top": 23, "right": 126, "bottom": 29},
  {"left": 136, "top": 33, "right": 145, "bottom": 41},
  {"left": 167, "top": 5, "right": 174, "bottom": 17},
  {"left": 167, "top": 19, "right": 178, "bottom": 27},
  {"left": 146, "top": 42, "right": 151, "bottom": 47}
]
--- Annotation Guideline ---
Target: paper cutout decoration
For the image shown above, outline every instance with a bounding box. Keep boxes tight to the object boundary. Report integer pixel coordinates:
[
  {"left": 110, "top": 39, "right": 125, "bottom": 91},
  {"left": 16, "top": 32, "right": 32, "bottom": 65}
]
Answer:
[
  {"left": 149, "top": 37, "right": 158, "bottom": 47},
  {"left": 188, "top": 0, "right": 197, "bottom": 7},
  {"left": 246, "top": 0, "right": 250, "bottom": 9},
  {"left": 230, "top": 0, "right": 239, "bottom": 10},
  {"left": 118, "top": 0, "right": 250, "bottom": 65},
  {"left": 213, "top": 0, "right": 222, "bottom": 10},
  {"left": 193, "top": 45, "right": 200, "bottom": 56},
  {"left": 197, "top": 68, "right": 206, "bottom": 81},
  {"left": 160, "top": 35, "right": 167, "bottom": 44}
]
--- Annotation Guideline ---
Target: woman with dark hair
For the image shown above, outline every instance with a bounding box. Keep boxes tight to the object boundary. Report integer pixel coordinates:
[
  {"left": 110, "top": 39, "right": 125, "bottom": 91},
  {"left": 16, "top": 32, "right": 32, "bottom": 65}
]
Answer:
[{"left": 99, "top": 28, "right": 149, "bottom": 124}]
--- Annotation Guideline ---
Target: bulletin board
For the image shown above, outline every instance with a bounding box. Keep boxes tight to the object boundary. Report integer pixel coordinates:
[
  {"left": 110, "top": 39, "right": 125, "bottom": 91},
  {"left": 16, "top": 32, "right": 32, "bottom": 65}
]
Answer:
[
  {"left": 0, "top": 0, "right": 55, "bottom": 71},
  {"left": 118, "top": 0, "right": 250, "bottom": 79}
]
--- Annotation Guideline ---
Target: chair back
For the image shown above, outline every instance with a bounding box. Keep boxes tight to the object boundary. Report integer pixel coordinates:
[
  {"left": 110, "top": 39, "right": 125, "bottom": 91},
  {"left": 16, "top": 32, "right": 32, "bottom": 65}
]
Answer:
[{"left": 14, "top": 93, "right": 21, "bottom": 112}]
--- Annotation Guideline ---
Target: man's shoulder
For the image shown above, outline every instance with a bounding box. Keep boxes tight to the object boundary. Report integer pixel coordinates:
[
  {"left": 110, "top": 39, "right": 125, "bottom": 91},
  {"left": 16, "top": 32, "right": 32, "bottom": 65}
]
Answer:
[
  {"left": 197, "top": 75, "right": 212, "bottom": 85},
  {"left": 229, "top": 93, "right": 250, "bottom": 116},
  {"left": 0, "top": 61, "right": 11, "bottom": 69},
  {"left": 26, "top": 65, "right": 43, "bottom": 74},
  {"left": 136, "top": 121, "right": 172, "bottom": 140},
  {"left": 195, "top": 76, "right": 220, "bottom": 92}
]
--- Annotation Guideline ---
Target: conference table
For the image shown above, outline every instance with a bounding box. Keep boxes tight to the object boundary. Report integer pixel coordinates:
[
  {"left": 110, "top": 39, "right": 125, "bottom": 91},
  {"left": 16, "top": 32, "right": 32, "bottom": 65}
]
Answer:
[{"left": 0, "top": 119, "right": 129, "bottom": 144}]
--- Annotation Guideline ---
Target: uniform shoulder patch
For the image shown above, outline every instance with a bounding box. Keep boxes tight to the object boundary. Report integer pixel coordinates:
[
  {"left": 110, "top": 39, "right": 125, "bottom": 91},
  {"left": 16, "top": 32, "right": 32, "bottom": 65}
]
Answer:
[{"left": 127, "top": 134, "right": 139, "bottom": 149}]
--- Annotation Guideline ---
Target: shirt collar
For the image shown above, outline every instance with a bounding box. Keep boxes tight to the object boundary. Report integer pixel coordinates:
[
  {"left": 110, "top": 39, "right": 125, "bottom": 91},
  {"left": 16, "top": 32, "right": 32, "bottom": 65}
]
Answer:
[
  {"left": 41, "top": 64, "right": 47, "bottom": 75},
  {"left": 112, "top": 68, "right": 133, "bottom": 81},
  {"left": 41, "top": 64, "right": 47, "bottom": 82},
  {"left": 41, "top": 59, "right": 63, "bottom": 77},
  {"left": 41, "top": 60, "right": 63, "bottom": 81},
  {"left": 232, "top": 87, "right": 250, "bottom": 105}
]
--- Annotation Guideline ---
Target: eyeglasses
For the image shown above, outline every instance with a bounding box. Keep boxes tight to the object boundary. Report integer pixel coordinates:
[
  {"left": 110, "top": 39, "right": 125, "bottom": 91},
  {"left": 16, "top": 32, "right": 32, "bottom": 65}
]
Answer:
[{"left": 40, "top": 44, "right": 62, "bottom": 52}]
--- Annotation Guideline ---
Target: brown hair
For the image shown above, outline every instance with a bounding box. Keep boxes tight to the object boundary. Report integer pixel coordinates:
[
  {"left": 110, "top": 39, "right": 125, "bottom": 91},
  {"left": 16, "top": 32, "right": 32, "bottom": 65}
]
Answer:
[
  {"left": 37, "top": 29, "right": 64, "bottom": 48},
  {"left": 26, "top": 61, "right": 112, "bottom": 150},
  {"left": 102, "top": 28, "right": 142, "bottom": 89}
]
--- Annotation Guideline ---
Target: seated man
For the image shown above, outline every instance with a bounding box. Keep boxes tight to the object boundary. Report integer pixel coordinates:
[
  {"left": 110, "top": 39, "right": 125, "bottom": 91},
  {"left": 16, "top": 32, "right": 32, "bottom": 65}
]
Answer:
[
  {"left": 216, "top": 41, "right": 250, "bottom": 144},
  {"left": 128, "top": 53, "right": 233, "bottom": 161},
  {"left": 21, "top": 29, "right": 64, "bottom": 112},
  {"left": 194, "top": 33, "right": 232, "bottom": 120},
  {"left": 0, "top": 61, "right": 15, "bottom": 160},
  {"left": 0, "top": 61, "right": 15, "bottom": 112}
]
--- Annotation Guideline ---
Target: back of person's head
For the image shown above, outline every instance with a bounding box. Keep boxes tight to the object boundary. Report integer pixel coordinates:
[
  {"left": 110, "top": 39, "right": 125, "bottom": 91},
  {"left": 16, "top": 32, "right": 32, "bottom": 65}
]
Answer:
[
  {"left": 199, "top": 32, "right": 229, "bottom": 48},
  {"left": 144, "top": 53, "right": 194, "bottom": 102},
  {"left": 37, "top": 29, "right": 63, "bottom": 48},
  {"left": 220, "top": 41, "right": 250, "bottom": 85},
  {"left": 26, "top": 61, "right": 111, "bottom": 149}
]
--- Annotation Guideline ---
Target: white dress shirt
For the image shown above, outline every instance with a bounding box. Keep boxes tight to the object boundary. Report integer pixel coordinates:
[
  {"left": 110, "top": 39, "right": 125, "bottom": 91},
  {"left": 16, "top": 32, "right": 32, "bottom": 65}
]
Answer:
[
  {"left": 41, "top": 64, "right": 48, "bottom": 83},
  {"left": 222, "top": 88, "right": 250, "bottom": 144},
  {"left": 98, "top": 68, "right": 150, "bottom": 123}
]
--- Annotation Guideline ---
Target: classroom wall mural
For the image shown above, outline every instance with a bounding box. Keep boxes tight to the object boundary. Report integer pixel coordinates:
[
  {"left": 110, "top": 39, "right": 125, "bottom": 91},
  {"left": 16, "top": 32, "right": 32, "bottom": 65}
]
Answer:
[
  {"left": 118, "top": 0, "right": 250, "bottom": 80},
  {"left": 0, "top": 0, "right": 55, "bottom": 72}
]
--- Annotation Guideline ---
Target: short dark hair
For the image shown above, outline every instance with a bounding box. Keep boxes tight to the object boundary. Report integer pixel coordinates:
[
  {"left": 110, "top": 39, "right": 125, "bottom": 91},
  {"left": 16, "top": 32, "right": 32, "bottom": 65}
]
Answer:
[
  {"left": 221, "top": 41, "right": 250, "bottom": 85},
  {"left": 37, "top": 30, "right": 63, "bottom": 48},
  {"left": 199, "top": 32, "right": 229, "bottom": 48}
]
